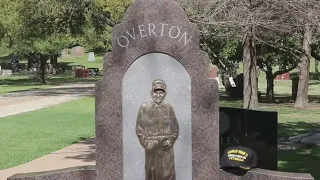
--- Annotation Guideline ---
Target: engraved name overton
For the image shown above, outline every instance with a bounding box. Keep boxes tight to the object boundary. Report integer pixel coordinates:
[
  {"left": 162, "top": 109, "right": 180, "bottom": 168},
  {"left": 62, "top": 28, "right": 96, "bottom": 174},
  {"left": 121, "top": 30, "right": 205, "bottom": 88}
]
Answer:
[{"left": 117, "top": 23, "right": 193, "bottom": 48}]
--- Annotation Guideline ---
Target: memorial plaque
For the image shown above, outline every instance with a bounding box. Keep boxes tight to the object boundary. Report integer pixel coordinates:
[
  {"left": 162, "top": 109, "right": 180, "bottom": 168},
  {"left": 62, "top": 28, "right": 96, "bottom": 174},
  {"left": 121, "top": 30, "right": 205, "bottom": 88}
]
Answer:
[
  {"left": 219, "top": 107, "right": 278, "bottom": 170},
  {"left": 123, "top": 53, "right": 192, "bottom": 180}
]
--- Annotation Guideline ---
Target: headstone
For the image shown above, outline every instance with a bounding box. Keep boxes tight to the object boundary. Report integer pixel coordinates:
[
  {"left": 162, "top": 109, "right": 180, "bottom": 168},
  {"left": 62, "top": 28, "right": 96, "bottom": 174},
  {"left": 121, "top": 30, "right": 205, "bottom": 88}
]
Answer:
[
  {"left": 1, "top": 69, "right": 12, "bottom": 76},
  {"left": 61, "top": 49, "right": 69, "bottom": 57},
  {"left": 11, "top": 53, "right": 19, "bottom": 73},
  {"left": 87, "top": 68, "right": 99, "bottom": 76},
  {"left": 210, "top": 65, "right": 220, "bottom": 87},
  {"left": 88, "top": 52, "right": 95, "bottom": 62},
  {"left": 7, "top": 0, "right": 315, "bottom": 180},
  {"left": 219, "top": 107, "right": 278, "bottom": 170},
  {"left": 233, "top": 62, "right": 239, "bottom": 69},
  {"left": 210, "top": 65, "right": 218, "bottom": 78},
  {"left": 71, "top": 46, "right": 85, "bottom": 56},
  {"left": 276, "top": 72, "right": 291, "bottom": 80}
]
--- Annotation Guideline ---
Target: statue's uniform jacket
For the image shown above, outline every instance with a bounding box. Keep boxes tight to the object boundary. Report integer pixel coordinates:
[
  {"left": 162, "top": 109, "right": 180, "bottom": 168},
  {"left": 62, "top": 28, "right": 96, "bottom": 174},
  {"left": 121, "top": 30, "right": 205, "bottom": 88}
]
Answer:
[{"left": 136, "top": 100, "right": 179, "bottom": 180}]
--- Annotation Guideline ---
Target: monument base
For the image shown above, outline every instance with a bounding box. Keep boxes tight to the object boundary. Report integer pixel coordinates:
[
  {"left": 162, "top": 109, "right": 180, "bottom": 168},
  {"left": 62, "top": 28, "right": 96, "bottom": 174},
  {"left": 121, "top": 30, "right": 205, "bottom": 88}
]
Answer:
[
  {"left": 220, "top": 169, "right": 314, "bottom": 180},
  {"left": 7, "top": 166, "right": 314, "bottom": 180},
  {"left": 7, "top": 166, "right": 96, "bottom": 180}
]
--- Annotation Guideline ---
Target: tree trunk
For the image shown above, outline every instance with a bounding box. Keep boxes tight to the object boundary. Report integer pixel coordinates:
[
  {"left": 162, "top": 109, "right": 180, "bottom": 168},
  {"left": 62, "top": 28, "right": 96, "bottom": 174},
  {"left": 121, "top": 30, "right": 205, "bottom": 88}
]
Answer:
[
  {"left": 294, "top": 25, "right": 312, "bottom": 108},
  {"left": 243, "top": 30, "right": 259, "bottom": 109},
  {"left": 266, "top": 70, "right": 275, "bottom": 103},
  {"left": 40, "top": 55, "right": 47, "bottom": 85},
  {"left": 50, "top": 54, "right": 58, "bottom": 75},
  {"left": 27, "top": 57, "right": 32, "bottom": 71},
  {"left": 315, "top": 60, "right": 319, "bottom": 73}
]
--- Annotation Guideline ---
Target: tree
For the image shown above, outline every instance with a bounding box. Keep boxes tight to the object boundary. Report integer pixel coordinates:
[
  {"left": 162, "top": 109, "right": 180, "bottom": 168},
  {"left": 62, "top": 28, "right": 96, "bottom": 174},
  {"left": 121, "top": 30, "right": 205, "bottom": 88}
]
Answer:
[
  {"left": 200, "top": 29, "right": 243, "bottom": 95},
  {"left": 179, "top": 0, "right": 296, "bottom": 109},
  {"left": 282, "top": 1, "right": 320, "bottom": 108},
  {"left": 0, "top": 0, "right": 21, "bottom": 49},
  {"left": 312, "top": 43, "right": 320, "bottom": 73},
  {"left": 257, "top": 37, "right": 300, "bottom": 102},
  {"left": 80, "top": 0, "right": 132, "bottom": 52},
  {"left": 15, "top": 0, "right": 88, "bottom": 83},
  {"left": 180, "top": 0, "right": 320, "bottom": 108}
]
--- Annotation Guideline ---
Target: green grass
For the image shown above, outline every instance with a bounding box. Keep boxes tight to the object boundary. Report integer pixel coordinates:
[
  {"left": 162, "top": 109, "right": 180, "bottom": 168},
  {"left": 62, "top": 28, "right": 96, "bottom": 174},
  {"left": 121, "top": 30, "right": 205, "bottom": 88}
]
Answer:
[
  {"left": 233, "top": 58, "right": 320, "bottom": 95},
  {"left": 0, "top": 52, "right": 104, "bottom": 94},
  {"left": 0, "top": 74, "right": 100, "bottom": 94},
  {"left": 278, "top": 149, "right": 320, "bottom": 179},
  {"left": 0, "top": 97, "right": 95, "bottom": 170},
  {"left": 58, "top": 53, "right": 104, "bottom": 70}
]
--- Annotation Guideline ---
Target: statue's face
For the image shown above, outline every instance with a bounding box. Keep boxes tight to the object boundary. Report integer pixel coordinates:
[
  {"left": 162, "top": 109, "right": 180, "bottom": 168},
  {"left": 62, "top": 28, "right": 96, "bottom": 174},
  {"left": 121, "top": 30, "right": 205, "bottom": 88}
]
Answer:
[{"left": 152, "top": 90, "right": 166, "bottom": 104}]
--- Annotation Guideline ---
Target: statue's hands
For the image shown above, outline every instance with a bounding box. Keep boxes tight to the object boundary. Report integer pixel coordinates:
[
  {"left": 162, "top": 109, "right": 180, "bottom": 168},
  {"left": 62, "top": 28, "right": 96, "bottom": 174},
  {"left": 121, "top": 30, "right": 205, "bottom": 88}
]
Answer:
[{"left": 162, "top": 139, "right": 172, "bottom": 151}]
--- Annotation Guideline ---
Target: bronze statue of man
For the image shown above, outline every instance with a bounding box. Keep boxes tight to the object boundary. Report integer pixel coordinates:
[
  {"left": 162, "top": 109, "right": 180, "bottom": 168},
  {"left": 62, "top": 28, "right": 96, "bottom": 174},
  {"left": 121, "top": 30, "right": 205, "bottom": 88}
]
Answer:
[{"left": 136, "top": 79, "right": 179, "bottom": 180}]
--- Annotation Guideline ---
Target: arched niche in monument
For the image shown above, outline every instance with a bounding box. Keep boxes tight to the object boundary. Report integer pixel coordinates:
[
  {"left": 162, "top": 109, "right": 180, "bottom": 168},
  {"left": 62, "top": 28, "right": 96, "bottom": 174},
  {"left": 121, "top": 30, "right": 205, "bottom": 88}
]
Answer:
[{"left": 122, "top": 53, "right": 192, "bottom": 180}]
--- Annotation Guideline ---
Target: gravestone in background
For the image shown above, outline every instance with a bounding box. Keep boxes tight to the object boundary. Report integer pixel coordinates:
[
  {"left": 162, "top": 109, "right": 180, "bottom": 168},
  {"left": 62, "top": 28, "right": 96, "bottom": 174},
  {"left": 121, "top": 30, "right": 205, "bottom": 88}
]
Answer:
[
  {"left": 61, "top": 49, "right": 69, "bottom": 57},
  {"left": 88, "top": 52, "right": 95, "bottom": 62},
  {"left": 71, "top": 46, "right": 85, "bottom": 56},
  {"left": 7, "top": 0, "right": 315, "bottom": 179},
  {"left": 10, "top": 54, "right": 19, "bottom": 73},
  {"left": 1, "top": 69, "right": 12, "bottom": 76},
  {"left": 210, "top": 65, "right": 220, "bottom": 87},
  {"left": 276, "top": 72, "right": 291, "bottom": 80},
  {"left": 219, "top": 107, "right": 278, "bottom": 170}
]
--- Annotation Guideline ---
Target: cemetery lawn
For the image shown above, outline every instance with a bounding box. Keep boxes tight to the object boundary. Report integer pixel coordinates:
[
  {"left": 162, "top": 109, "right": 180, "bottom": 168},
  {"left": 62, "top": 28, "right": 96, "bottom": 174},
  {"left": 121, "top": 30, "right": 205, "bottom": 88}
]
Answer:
[
  {"left": 57, "top": 52, "right": 104, "bottom": 70},
  {"left": 0, "top": 97, "right": 95, "bottom": 170},
  {"left": 0, "top": 53, "right": 103, "bottom": 94},
  {"left": 0, "top": 75, "right": 100, "bottom": 94},
  {"left": 221, "top": 100, "right": 320, "bottom": 179}
]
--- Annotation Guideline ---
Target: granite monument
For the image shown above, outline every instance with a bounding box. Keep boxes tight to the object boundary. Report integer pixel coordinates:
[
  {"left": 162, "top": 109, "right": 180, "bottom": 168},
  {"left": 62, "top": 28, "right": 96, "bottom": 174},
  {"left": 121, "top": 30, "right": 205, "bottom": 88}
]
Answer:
[{"left": 219, "top": 107, "right": 278, "bottom": 170}]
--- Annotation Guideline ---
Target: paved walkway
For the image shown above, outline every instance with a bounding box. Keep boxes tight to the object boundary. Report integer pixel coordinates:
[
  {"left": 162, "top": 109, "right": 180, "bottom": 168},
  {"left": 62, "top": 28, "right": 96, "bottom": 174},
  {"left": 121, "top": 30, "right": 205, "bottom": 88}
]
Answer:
[
  {"left": 0, "top": 139, "right": 96, "bottom": 180},
  {"left": 0, "top": 83, "right": 97, "bottom": 179},
  {"left": 0, "top": 83, "right": 95, "bottom": 118}
]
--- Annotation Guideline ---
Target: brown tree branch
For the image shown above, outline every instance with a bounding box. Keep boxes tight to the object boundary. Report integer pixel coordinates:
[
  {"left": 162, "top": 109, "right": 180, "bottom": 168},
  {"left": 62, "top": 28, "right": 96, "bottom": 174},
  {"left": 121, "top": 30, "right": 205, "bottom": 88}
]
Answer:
[{"left": 253, "top": 35, "right": 302, "bottom": 60}]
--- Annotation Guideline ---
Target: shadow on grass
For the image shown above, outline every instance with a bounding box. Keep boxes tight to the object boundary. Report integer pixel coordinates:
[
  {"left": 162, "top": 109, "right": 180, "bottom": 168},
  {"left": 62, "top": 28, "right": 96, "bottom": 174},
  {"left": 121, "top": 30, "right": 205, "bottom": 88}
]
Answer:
[
  {"left": 309, "top": 81, "right": 320, "bottom": 86},
  {"left": 0, "top": 75, "right": 100, "bottom": 87},
  {"left": 279, "top": 148, "right": 320, "bottom": 180},
  {"left": 0, "top": 76, "right": 42, "bottom": 86},
  {"left": 58, "top": 62, "right": 82, "bottom": 71},
  {"left": 3, "top": 86, "right": 96, "bottom": 97},
  {"left": 257, "top": 93, "right": 320, "bottom": 104},
  {"left": 278, "top": 121, "right": 320, "bottom": 138},
  {"left": 65, "top": 138, "right": 95, "bottom": 163}
]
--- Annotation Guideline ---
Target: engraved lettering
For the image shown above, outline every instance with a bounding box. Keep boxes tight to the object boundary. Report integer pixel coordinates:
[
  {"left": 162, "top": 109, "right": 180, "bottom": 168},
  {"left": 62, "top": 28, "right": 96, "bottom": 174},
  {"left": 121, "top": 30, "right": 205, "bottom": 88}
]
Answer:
[
  {"left": 126, "top": 27, "right": 136, "bottom": 40},
  {"left": 148, "top": 23, "right": 157, "bottom": 36},
  {"left": 220, "top": 137, "right": 240, "bottom": 145},
  {"left": 169, "top": 26, "right": 180, "bottom": 39},
  {"left": 117, "top": 35, "right": 129, "bottom": 47},
  {"left": 138, "top": 25, "right": 147, "bottom": 38},
  {"left": 117, "top": 23, "right": 194, "bottom": 48},
  {"left": 179, "top": 31, "right": 193, "bottom": 46},
  {"left": 159, "top": 23, "right": 169, "bottom": 36}
]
